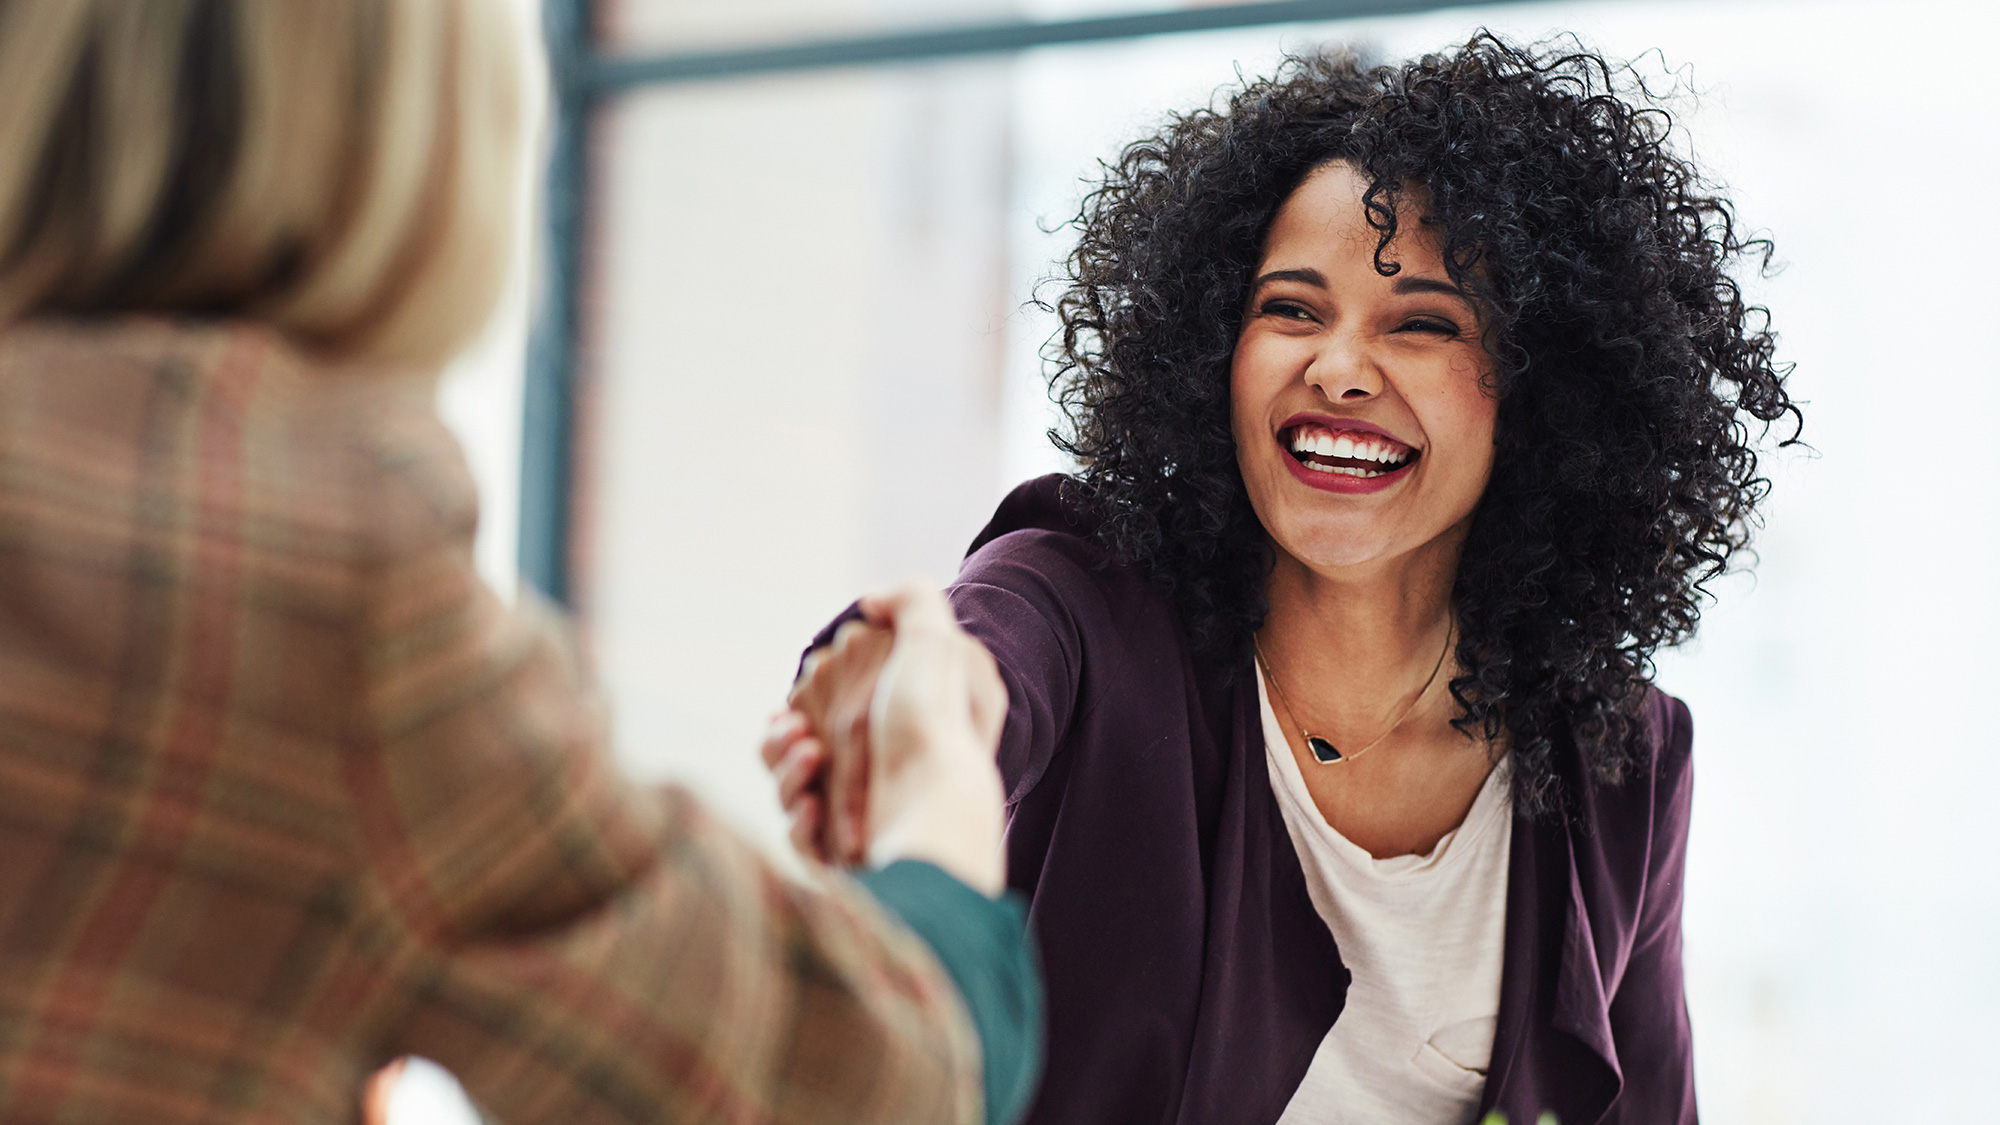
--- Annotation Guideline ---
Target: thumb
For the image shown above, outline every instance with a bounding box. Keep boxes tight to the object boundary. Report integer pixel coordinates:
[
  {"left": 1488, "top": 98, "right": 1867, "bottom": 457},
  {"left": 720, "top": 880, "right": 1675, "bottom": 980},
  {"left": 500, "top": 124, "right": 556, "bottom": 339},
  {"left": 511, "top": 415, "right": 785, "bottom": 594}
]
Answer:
[{"left": 857, "top": 580, "right": 956, "bottom": 636}]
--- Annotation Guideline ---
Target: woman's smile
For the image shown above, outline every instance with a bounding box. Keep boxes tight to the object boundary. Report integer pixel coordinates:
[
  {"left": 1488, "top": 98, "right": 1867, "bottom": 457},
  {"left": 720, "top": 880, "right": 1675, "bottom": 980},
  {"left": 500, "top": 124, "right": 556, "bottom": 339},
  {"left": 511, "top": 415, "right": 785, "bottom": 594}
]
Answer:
[{"left": 1280, "top": 416, "right": 1419, "bottom": 493}]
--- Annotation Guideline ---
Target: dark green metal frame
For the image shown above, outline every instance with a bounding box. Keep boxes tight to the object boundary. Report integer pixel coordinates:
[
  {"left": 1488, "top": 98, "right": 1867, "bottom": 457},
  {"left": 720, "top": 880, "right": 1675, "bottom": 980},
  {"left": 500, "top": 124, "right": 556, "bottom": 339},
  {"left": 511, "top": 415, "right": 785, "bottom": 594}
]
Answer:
[{"left": 519, "top": 0, "right": 1503, "bottom": 602}]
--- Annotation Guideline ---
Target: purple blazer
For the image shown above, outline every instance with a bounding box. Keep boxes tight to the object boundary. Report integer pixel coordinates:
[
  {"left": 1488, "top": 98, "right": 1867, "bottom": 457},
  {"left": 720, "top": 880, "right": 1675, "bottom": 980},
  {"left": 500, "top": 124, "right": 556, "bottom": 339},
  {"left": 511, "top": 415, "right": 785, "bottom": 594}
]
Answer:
[{"left": 825, "top": 475, "right": 1697, "bottom": 1125}]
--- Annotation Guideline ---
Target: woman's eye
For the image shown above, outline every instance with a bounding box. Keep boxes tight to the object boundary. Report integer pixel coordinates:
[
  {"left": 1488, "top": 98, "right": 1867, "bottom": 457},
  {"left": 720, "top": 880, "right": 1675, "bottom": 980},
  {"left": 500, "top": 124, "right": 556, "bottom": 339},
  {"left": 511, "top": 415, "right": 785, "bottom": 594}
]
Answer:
[
  {"left": 1260, "top": 300, "right": 1316, "bottom": 322},
  {"left": 1397, "top": 317, "right": 1461, "bottom": 337}
]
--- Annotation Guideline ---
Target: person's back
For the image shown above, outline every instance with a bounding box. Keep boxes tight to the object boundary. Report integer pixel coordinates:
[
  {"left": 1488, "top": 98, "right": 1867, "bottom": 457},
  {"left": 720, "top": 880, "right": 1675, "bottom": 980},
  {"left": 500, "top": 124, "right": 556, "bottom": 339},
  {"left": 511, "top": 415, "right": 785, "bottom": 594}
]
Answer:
[
  {"left": 0, "top": 3, "right": 1038, "bottom": 1121},
  {"left": 0, "top": 317, "right": 979, "bottom": 1120}
]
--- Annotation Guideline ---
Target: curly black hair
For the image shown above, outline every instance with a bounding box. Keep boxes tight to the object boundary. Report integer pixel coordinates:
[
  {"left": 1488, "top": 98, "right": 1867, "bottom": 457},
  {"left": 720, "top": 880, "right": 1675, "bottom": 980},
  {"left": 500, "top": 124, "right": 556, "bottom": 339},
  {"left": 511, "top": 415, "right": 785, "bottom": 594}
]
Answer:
[{"left": 1047, "top": 33, "right": 1799, "bottom": 814}]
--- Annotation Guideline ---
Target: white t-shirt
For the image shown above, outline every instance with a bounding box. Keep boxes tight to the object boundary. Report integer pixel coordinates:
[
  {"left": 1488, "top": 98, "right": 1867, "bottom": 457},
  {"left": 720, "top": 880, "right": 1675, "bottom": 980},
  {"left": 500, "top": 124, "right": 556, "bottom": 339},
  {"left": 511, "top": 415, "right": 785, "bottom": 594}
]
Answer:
[{"left": 1258, "top": 672, "right": 1513, "bottom": 1125}]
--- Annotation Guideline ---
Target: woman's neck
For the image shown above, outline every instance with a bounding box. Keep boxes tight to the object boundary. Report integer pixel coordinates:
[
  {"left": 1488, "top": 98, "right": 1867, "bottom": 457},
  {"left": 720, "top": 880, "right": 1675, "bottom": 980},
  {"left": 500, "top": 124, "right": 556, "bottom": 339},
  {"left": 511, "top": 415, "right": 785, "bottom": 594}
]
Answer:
[{"left": 1257, "top": 530, "right": 1464, "bottom": 734}]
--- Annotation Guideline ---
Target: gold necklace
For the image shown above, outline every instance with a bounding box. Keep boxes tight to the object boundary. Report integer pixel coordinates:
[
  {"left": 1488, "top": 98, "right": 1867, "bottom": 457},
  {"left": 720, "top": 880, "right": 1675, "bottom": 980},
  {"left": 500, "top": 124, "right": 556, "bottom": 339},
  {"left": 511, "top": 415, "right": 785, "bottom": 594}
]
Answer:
[{"left": 1254, "top": 618, "right": 1454, "bottom": 765}]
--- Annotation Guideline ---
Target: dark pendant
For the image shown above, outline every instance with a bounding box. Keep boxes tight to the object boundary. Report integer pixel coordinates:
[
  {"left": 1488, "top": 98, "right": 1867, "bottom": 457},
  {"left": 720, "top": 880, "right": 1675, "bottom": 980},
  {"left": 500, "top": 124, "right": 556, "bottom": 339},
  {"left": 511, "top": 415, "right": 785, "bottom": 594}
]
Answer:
[{"left": 1307, "top": 736, "right": 1343, "bottom": 763}]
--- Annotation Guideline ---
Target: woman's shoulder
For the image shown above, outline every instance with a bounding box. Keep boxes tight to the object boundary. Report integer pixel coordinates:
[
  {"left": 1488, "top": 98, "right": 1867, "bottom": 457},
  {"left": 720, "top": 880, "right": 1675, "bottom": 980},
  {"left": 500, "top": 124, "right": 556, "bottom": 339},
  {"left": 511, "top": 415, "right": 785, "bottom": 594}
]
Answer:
[
  {"left": 1559, "top": 684, "right": 1696, "bottom": 871},
  {"left": 957, "top": 475, "right": 1174, "bottom": 622},
  {"left": 1569, "top": 685, "right": 1695, "bottom": 808},
  {"left": 0, "top": 315, "right": 440, "bottom": 437},
  {"left": 0, "top": 315, "right": 474, "bottom": 563},
  {"left": 964, "top": 472, "right": 1096, "bottom": 552},
  {"left": 964, "top": 474, "right": 1102, "bottom": 559},
  {"left": 948, "top": 477, "right": 1211, "bottom": 697},
  {"left": 1636, "top": 684, "right": 1695, "bottom": 780}
]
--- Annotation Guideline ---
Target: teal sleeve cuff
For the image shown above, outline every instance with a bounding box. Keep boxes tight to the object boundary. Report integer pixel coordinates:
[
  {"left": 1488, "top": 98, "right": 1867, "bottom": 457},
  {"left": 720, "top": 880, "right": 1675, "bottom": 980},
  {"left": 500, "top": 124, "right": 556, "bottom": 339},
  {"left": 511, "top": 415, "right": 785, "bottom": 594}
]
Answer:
[{"left": 857, "top": 861, "right": 1044, "bottom": 1125}]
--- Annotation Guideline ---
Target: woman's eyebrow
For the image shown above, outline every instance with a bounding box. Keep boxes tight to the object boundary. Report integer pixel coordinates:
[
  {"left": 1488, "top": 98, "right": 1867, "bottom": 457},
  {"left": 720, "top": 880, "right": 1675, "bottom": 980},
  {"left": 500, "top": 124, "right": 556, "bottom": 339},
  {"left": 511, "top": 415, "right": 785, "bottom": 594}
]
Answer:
[
  {"left": 1393, "top": 275, "right": 1469, "bottom": 299},
  {"left": 1253, "top": 269, "right": 1466, "bottom": 300},
  {"left": 1251, "top": 267, "right": 1326, "bottom": 289}
]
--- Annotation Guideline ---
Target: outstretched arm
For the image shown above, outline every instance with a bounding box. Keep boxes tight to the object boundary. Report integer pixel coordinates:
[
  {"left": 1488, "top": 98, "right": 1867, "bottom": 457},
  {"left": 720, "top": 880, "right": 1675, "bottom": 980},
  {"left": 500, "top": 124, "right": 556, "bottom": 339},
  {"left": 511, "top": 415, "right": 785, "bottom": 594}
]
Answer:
[{"left": 770, "top": 583, "right": 1045, "bottom": 1125}]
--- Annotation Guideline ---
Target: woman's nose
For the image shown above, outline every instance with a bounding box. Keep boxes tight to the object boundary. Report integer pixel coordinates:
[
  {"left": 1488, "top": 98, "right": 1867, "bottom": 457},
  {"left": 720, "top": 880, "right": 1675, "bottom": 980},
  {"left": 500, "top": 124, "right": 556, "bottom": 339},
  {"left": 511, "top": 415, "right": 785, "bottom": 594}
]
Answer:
[{"left": 1303, "top": 333, "right": 1383, "bottom": 401}]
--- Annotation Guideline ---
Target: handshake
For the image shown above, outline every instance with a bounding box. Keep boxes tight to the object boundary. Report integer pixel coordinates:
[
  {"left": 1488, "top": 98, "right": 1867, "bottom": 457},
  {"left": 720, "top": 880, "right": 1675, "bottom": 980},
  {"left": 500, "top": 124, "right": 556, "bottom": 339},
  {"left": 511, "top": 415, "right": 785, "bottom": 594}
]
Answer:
[{"left": 762, "top": 583, "right": 1011, "bottom": 896}]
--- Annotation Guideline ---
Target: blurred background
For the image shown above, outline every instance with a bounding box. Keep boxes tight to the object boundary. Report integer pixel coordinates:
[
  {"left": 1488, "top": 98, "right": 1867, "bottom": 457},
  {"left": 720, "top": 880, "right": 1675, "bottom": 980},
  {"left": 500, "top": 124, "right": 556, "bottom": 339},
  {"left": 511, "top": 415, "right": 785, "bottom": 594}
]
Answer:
[{"left": 408, "top": 0, "right": 2000, "bottom": 1120}]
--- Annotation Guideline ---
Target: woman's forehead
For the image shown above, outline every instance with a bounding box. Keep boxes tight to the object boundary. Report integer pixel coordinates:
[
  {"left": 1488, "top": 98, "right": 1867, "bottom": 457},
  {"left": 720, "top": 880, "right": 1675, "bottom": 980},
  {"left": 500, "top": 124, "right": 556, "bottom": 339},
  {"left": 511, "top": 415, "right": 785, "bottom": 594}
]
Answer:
[{"left": 1262, "top": 165, "right": 1447, "bottom": 276}]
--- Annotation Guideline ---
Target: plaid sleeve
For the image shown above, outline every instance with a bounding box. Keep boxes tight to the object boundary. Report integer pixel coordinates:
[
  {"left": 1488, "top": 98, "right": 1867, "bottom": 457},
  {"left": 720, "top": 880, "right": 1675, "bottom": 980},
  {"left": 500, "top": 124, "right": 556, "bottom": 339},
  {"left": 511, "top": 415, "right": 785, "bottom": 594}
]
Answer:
[{"left": 342, "top": 406, "right": 986, "bottom": 1125}]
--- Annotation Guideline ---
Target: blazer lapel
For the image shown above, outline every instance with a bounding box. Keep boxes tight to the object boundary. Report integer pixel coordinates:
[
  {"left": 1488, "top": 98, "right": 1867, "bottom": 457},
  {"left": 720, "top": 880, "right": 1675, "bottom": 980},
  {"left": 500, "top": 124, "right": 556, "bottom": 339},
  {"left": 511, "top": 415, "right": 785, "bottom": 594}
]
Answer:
[
  {"left": 1549, "top": 828, "right": 1623, "bottom": 1123},
  {"left": 1481, "top": 804, "right": 1622, "bottom": 1125},
  {"left": 1173, "top": 667, "right": 1347, "bottom": 1125}
]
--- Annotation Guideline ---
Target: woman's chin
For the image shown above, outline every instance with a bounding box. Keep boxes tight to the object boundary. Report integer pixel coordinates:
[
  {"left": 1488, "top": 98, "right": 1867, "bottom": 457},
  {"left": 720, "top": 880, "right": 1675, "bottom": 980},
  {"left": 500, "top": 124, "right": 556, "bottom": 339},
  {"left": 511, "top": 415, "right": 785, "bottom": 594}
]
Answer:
[{"left": 1268, "top": 526, "right": 1408, "bottom": 576}]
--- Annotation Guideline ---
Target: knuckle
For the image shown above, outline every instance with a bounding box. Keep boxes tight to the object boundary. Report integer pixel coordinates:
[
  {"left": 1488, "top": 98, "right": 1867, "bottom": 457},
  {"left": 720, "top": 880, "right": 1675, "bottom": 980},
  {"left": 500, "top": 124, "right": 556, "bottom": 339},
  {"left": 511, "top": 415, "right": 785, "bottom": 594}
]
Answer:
[{"left": 833, "top": 620, "right": 867, "bottom": 653}]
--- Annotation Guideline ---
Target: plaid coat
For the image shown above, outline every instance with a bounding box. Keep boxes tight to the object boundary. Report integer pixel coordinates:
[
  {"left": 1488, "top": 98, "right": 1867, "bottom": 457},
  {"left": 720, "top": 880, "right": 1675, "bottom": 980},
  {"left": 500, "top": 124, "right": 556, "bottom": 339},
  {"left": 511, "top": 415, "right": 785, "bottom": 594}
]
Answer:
[{"left": 0, "top": 319, "right": 983, "bottom": 1123}]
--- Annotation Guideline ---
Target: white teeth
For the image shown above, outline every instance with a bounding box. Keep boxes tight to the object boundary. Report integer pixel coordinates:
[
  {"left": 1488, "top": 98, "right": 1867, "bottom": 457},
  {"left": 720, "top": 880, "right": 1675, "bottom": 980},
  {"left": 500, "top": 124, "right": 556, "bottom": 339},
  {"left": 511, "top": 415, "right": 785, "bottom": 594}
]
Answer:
[
  {"left": 1289, "top": 427, "right": 1414, "bottom": 467},
  {"left": 1303, "top": 460, "right": 1389, "bottom": 478}
]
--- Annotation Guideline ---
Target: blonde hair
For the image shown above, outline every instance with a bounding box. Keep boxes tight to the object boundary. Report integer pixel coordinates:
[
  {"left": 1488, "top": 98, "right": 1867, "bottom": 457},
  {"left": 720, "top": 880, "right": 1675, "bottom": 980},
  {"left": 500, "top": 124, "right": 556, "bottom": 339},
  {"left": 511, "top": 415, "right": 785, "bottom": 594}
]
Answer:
[{"left": 0, "top": 0, "right": 532, "bottom": 368}]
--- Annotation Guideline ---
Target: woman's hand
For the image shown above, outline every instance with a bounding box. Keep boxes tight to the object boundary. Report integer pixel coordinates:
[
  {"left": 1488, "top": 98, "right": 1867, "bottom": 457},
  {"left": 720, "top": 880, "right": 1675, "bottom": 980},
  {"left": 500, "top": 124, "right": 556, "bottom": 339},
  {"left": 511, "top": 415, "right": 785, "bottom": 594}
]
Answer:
[
  {"left": 767, "top": 620, "right": 893, "bottom": 866},
  {"left": 763, "top": 583, "right": 1008, "bottom": 895}
]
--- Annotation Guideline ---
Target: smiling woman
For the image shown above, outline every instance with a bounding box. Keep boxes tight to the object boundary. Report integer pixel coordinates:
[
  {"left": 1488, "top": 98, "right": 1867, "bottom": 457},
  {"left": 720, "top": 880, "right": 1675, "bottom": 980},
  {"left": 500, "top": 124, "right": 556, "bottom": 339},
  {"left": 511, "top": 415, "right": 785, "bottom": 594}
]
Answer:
[
  {"left": 771, "top": 32, "right": 1798, "bottom": 1125},
  {"left": 1231, "top": 163, "right": 1504, "bottom": 867}
]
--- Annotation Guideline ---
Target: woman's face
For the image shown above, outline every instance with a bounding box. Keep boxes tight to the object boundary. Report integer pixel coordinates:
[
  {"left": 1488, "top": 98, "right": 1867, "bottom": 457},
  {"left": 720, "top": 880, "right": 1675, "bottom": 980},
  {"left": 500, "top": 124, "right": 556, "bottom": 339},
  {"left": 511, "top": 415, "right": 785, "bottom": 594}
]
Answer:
[{"left": 1231, "top": 162, "right": 1497, "bottom": 578}]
